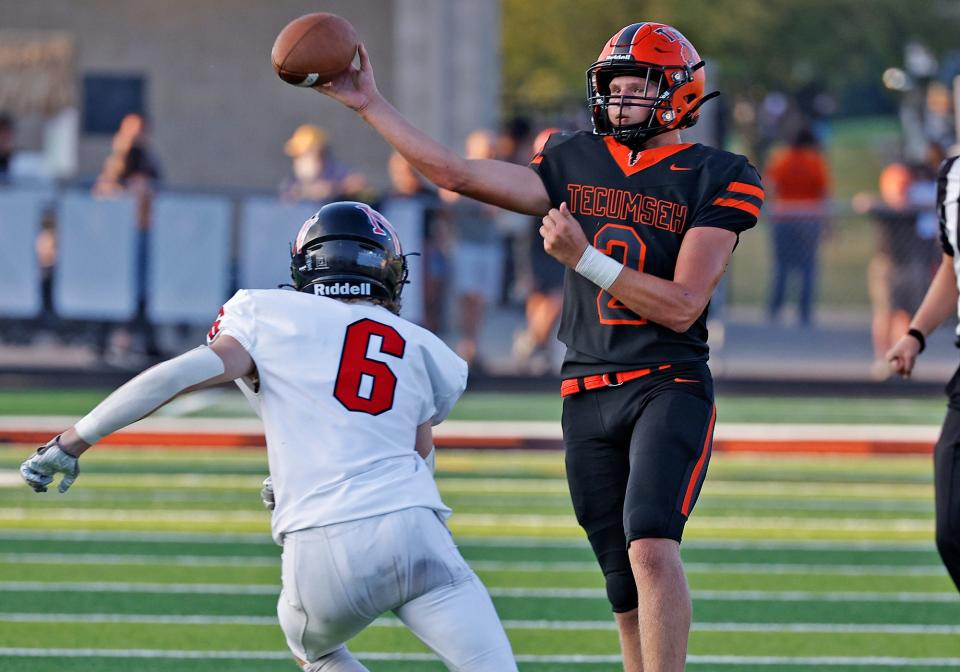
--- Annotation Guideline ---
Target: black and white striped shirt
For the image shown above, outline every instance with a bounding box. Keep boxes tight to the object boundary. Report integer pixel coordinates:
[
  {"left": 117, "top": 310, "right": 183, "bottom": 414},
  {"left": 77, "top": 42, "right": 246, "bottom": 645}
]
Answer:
[{"left": 937, "top": 156, "right": 960, "bottom": 340}]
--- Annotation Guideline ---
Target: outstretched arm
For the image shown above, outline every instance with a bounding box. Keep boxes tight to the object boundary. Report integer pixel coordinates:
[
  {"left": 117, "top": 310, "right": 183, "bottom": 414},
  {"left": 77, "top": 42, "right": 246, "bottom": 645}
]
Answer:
[
  {"left": 21, "top": 337, "right": 254, "bottom": 492},
  {"left": 316, "top": 44, "right": 551, "bottom": 216}
]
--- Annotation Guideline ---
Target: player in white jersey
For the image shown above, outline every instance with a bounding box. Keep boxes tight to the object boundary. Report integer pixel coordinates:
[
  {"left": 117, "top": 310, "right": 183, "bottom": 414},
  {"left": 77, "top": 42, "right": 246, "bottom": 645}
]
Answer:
[{"left": 20, "top": 201, "right": 518, "bottom": 671}]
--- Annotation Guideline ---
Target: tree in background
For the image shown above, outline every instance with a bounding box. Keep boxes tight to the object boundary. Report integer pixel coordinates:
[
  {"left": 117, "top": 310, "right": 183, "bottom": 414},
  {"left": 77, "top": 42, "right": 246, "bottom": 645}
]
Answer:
[{"left": 502, "top": 0, "right": 960, "bottom": 159}]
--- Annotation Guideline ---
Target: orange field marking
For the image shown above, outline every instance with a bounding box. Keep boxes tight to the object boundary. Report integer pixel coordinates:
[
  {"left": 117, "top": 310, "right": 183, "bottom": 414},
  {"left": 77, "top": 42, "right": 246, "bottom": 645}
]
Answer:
[{"left": 0, "top": 429, "right": 936, "bottom": 454}]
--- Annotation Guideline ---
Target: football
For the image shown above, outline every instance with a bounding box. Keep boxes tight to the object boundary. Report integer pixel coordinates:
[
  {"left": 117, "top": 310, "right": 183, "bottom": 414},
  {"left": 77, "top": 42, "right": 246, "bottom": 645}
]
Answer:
[{"left": 271, "top": 13, "right": 358, "bottom": 87}]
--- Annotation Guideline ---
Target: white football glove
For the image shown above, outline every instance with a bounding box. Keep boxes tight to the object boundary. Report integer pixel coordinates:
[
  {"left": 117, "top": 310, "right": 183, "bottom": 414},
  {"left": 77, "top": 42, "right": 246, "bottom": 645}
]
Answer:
[
  {"left": 260, "top": 476, "right": 275, "bottom": 511},
  {"left": 20, "top": 436, "right": 79, "bottom": 493}
]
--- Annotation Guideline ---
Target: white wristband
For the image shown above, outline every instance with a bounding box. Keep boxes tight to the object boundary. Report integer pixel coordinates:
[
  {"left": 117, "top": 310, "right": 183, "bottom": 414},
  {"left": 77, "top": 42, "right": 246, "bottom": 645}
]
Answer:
[{"left": 575, "top": 245, "right": 624, "bottom": 290}]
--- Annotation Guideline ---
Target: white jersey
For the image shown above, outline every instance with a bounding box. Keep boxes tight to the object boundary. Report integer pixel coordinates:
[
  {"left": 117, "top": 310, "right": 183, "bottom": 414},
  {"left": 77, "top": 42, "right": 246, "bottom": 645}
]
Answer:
[{"left": 208, "top": 289, "right": 467, "bottom": 543}]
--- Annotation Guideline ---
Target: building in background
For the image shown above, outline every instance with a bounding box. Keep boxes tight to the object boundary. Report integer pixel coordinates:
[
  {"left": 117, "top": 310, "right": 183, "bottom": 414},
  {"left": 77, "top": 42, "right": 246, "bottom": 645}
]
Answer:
[{"left": 0, "top": 0, "right": 500, "bottom": 191}]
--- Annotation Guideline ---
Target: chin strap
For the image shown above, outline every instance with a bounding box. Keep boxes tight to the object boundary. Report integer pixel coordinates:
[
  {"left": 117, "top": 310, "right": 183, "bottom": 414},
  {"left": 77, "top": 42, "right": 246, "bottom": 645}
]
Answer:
[{"left": 676, "top": 91, "right": 720, "bottom": 129}]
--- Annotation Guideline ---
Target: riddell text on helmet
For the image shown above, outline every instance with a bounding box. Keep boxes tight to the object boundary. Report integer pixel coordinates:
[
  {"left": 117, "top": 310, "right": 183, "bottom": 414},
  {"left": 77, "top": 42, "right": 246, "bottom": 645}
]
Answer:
[{"left": 313, "top": 282, "right": 372, "bottom": 296}]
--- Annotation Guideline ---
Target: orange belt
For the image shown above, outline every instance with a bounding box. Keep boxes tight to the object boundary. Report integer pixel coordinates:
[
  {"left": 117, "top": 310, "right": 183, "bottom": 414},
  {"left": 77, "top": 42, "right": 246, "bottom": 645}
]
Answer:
[{"left": 560, "top": 364, "right": 671, "bottom": 397}]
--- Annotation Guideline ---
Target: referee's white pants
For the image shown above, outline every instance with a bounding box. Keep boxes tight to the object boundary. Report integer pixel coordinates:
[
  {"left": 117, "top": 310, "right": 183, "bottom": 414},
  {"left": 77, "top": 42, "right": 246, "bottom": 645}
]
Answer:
[{"left": 278, "top": 506, "right": 517, "bottom": 671}]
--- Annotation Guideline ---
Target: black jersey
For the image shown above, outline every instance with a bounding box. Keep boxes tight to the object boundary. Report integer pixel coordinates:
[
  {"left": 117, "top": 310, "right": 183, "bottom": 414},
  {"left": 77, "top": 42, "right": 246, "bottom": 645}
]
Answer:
[{"left": 531, "top": 131, "right": 763, "bottom": 375}]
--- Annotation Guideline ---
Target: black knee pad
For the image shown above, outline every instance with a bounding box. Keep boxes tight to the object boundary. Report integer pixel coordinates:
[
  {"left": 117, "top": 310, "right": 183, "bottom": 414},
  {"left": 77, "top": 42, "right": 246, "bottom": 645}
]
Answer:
[
  {"left": 586, "top": 525, "right": 638, "bottom": 612},
  {"left": 604, "top": 568, "right": 638, "bottom": 613}
]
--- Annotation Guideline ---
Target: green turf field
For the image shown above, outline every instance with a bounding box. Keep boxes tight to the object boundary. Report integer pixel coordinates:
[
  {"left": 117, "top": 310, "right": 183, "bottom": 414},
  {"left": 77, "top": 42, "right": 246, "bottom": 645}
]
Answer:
[
  {"left": 0, "top": 389, "right": 949, "bottom": 425},
  {"left": 0, "top": 446, "right": 956, "bottom": 671}
]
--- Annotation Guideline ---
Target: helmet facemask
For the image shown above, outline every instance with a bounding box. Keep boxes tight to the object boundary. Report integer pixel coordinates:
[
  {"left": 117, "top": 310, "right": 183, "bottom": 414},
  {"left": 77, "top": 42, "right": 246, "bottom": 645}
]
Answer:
[{"left": 587, "top": 60, "right": 706, "bottom": 149}]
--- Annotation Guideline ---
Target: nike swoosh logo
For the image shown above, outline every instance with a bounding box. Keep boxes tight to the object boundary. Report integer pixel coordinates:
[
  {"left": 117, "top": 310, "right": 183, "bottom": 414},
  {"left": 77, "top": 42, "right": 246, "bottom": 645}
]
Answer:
[{"left": 669, "top": 164, "right": 692, "bottom": 171}]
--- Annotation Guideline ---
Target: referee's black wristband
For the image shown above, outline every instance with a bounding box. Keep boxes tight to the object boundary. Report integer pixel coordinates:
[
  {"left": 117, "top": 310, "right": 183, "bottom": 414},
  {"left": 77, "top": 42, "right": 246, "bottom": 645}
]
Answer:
[{"left": 907, "top": 328, "right": 926, "bottom": 353}]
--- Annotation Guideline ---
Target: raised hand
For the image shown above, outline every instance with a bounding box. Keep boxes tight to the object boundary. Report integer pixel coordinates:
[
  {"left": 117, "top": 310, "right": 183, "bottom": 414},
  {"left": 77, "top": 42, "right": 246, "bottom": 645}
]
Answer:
[{"left": 314, "top": 43, "right": 380, "bottom": 113}]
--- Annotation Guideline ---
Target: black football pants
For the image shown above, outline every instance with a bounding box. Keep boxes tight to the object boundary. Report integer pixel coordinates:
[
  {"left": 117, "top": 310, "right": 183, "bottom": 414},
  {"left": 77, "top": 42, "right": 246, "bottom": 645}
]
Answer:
[{"left": 934, "top": 406, "right": 960, "bottom": 592}]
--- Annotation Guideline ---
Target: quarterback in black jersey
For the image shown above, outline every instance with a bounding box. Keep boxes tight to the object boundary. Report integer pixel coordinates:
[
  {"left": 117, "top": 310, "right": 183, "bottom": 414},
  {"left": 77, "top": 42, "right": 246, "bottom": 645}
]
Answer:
[{"left": 317, "top": 21, "right": 762, "bottom": 672}]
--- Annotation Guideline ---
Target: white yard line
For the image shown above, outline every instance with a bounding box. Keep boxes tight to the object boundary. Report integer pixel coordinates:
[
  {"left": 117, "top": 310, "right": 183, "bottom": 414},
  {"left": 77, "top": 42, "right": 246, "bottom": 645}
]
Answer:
[
  {"left": 468, "top": 560, "right": 947, "bottom": 575},
  {"left": 693, "top": 589, "right": 959, "bottom": 603},
  {"left": 0, "top": 552, "right": 276, "bottom": 566},
  {"left": 0, "top": 509, "right": 935, "bottom": 533},
  {"left": 1, "top": 582, "right": 955, "bottom": 603},
  {"left": 0, "top": 473, "right": 934, "bottom": 498},
  {"left": 490, "top": 587, "right": 960, "bottom": 603},
  {"left": 0, "top": 581, "right": 278, "bottom": 594},
  {"left": 0, "top": 648, "right": 958, "bottom": 666},
  {"left": 0, "top": 530, "right": 274, "bottom": 544},
  {"left": 455, "top": 513, "right": 936, "bottom": 533},
  {"left": 0, "top": 613, "right": 278, "bottom": 625},
  {"left": 0, "top": 508, "right": 268, "bottom": 523},
  {"left": 0, "top": 530, "right": 938, "bottom": 552},
  {"left": 2, "top": 613, "right": 959, "bottom": 636},
  {"left": 465, "top": 536, "right": 937, "bottom": 551},
  {"left": 0, "top": 552, "right": 947, "bottom": 575}
]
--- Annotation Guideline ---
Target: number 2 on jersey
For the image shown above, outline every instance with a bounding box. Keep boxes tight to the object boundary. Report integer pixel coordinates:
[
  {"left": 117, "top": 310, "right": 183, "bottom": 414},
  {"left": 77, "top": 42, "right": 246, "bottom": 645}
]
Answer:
[
  {"left": 334, "top": 319, "right": 406, "bottom": 415},
  {"left": 595, "top": 223, "right": 647, "bottom": 325}
]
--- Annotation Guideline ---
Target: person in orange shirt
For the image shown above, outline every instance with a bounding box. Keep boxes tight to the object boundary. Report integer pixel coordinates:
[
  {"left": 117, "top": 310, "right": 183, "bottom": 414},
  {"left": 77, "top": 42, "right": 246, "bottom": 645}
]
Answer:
[{"left": 764, "top": 127, "right": 831, "bottom": 325}]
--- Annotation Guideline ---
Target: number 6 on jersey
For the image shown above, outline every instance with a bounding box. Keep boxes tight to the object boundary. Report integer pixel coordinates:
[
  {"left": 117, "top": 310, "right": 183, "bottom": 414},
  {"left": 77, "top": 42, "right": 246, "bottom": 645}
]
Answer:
[{"left": 334, "top": 319, "right": 407, "bottom": 415}]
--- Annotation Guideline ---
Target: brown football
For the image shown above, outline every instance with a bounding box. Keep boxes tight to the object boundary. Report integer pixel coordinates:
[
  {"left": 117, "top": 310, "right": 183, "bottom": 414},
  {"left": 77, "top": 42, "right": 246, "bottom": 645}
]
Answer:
[{"left": 271, "top": 13, "right": 358, "bottom": 87}]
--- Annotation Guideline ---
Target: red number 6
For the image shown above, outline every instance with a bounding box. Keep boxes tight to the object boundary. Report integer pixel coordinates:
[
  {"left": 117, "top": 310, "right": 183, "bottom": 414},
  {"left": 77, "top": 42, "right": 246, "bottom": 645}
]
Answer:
[{"left": 334, "top": 319, "right": 406, "bottom": 415}]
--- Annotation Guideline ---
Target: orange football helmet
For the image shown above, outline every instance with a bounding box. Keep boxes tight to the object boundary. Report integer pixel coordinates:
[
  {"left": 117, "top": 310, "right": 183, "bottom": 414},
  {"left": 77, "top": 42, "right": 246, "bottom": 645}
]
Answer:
[{"left": 587, "top": 22, "right": 717, "bottom": 148}]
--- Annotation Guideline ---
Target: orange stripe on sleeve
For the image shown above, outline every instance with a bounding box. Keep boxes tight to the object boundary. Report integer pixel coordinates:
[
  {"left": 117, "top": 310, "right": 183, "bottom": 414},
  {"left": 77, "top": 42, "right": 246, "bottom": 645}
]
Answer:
[
  {"left": 727, "top": 181, "right": 765, "bottom": 200},
  {"left": 530, "top": 154, "right": 544, "bottom": 165},
  {"left": 681, "top": 405, "right": 716, "bottom": 516},
  {"left": 713, "top": 197, "right": 760, "bottom": 218}
]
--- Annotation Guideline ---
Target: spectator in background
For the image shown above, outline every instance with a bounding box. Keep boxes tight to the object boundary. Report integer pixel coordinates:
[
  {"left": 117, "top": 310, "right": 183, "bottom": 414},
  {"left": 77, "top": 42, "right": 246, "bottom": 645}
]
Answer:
[
  {"left": 0, "top": 113, "right": 14, "bottom": 183},
  {"left": 35, "top": 207, "right": 57, "bottom": 326},
  {"left": 909, "top": 143, "right": 948, "bottom": 265},
  {"left": 764, "top": 127, "right": 831, "bottom": 326},
  {"left": 94, "top": 113, "right": 162, "bottom": 199},
  {"left": 441, "top": 129, "right": 504, "bottom": 372},
  {"left": 280, "top": 124, "right": 367, "bottom": 203},
  {"left": 93, "top": 113, "right": 163, "bottom": 362},
  {"left": 495, "top": 116, "right": 532, "bottom": 166},
  {"left": 495, "top": 118, "right": 535, "bottom": 307},
  {"left": 377, "top": 151, "right": 450, "bottom": 332},
  {"left": 855, "top": 162, "right": 936, "bottom": 377},
  {"left": 513, "top": 128, "right": 565, "bottom": 374}
]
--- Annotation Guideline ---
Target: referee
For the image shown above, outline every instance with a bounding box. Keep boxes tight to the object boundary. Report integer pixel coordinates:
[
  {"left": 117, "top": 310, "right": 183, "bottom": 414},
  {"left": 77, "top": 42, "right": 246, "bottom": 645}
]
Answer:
[{"left": 887, "top": 155, "right": 960, "bottom": 592}]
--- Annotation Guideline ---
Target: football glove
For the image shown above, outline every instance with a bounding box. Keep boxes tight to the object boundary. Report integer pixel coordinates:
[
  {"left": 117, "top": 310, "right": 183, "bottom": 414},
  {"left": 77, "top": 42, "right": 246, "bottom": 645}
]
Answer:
[
  {"left": 20, "top": 436, "right": 79, "bottom": 493},
  {"left": 260, "top": 476, "right": 275, "bottom": 511}
]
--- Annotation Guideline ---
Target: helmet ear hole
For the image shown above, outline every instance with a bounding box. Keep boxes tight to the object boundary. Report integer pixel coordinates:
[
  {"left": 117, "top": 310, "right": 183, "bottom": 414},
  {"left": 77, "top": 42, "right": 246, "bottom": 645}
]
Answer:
[{"left": 684, "top": 93, "right": 697, "bottom": 103}]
